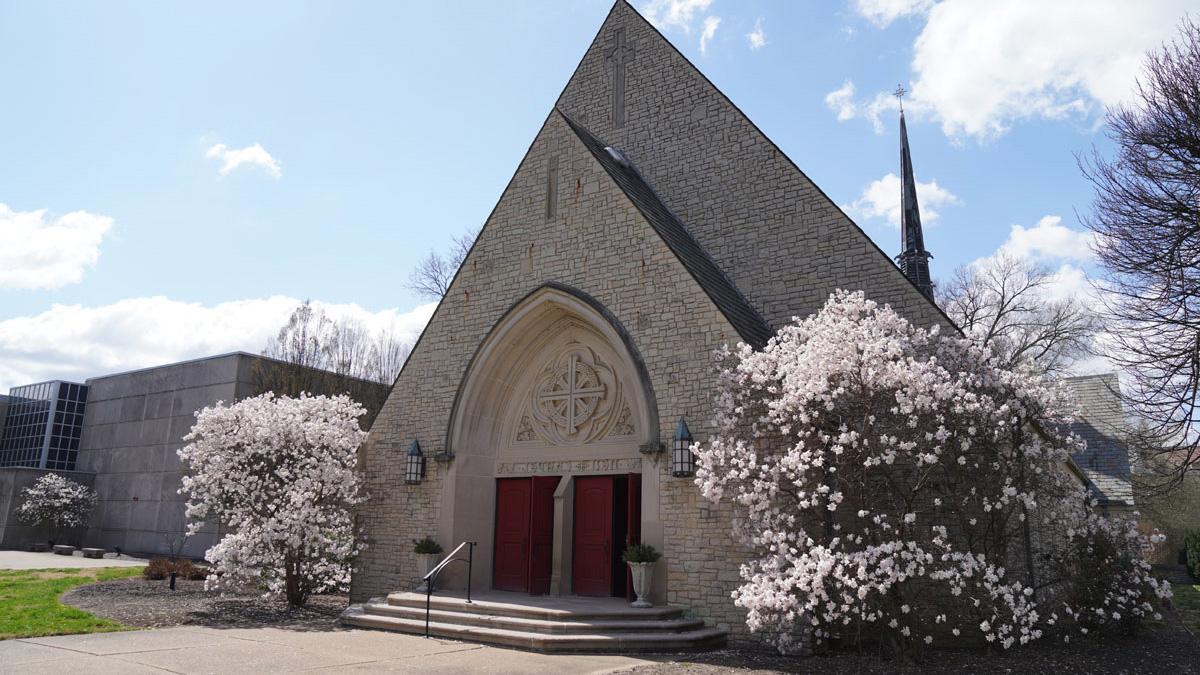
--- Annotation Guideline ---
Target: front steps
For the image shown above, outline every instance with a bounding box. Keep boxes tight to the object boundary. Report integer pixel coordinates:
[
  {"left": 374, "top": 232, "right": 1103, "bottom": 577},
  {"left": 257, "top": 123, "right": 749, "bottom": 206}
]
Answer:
[{"left": 340, "top": 590, "right": 727, "bottom": 653}]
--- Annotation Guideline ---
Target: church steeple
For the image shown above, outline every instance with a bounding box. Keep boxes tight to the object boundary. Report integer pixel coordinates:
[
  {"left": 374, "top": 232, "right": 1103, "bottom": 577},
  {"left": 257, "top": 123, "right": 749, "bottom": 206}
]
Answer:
[{"left": 893, "top": 87, "right": 934, "bottom": 299}]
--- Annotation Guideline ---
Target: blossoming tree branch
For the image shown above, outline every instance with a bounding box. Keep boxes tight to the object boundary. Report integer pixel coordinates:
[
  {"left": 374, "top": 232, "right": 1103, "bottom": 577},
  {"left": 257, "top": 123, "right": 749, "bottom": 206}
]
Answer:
[
  {"left": 695, "top": 290, "right": 1169, "bottom": 654},
  {"left": 179, "top": 393, "right": 368, "bottom": 606}
]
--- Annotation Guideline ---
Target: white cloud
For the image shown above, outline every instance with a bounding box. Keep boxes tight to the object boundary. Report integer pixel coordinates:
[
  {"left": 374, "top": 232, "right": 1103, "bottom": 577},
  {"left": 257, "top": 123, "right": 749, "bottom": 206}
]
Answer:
[
  {"left": 852, "top": 0, "right": 934, "bottom": 28},
  {"left": 699, "top": 16, "right": 721, "bottom": 55},
  {"left": 997, "top": 215, "right": 1095, "bottom": 263},
  {"left": 0, "top": 296, "right": 437, "bottom": 391},
  {"left": 846, "top": 0, "right": 1195, "bottom": 140},
  {"left": 205, "top": 143, "right": 282, "bottom": 179},
  {"left": 843, "top": 172, "right": 960, "bottom": 228},
  {"left": 640, "top": 0, "right": 714, "bottom": 32},
  {"left": 746, "top": 17, "right": 767, "bottom": 50},
  {"left": 0, "top": 203, "right": 113, "bottom": 291},
  {"left": 823, "top": 80, "right": 901, "bottom": 133},
  {"left": 825, "top": 80, "right": 858, "bottom": 121}
]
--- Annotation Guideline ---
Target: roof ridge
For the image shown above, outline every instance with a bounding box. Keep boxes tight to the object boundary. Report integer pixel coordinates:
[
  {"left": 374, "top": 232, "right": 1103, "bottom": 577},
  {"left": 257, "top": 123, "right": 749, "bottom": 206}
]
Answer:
[
  {"left": 560, "top": 0, "right": 959, "bottom": 332},
  {"left": 556, "top": 108, "right": 773, "bottom": 349}
]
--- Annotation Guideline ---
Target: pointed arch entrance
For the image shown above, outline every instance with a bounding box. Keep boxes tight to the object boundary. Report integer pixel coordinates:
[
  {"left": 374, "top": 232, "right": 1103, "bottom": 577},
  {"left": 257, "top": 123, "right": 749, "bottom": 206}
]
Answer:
[{"left": 438, "top": 284, "right": 661, "bottom": 599}]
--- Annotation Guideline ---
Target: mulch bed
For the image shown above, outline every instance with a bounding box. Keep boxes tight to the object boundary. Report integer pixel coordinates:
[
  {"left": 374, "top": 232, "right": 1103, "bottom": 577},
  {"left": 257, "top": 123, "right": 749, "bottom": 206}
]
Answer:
[
  {"left": 632, "top": 620, "right": 1200, "bottom": 674},
  {"left": 61, "top": 577, "right": 346, "bottom": 630},
  {"left": 63, "top": 578, "right": 1199, "bottom": 673}
]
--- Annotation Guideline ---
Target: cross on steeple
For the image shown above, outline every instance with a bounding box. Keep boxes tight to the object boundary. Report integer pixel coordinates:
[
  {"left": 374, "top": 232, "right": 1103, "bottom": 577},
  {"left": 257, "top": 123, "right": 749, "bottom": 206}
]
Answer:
[
  {"left": 893, "top": 84, "right": 907, "bottom": 112},
  {"left": 606, "top": 28, "right": 635, "bottom": 128}
]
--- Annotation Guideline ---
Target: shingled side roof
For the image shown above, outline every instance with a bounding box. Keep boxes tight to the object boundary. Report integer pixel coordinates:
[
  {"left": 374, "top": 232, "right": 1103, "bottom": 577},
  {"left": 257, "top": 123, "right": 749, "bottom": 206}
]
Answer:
[
  {"left": 1065, "top": 373, "right": 1134, "bottom": 508},
  {"left": 559, "top": 109, "right": 773, "bottom": 349}
]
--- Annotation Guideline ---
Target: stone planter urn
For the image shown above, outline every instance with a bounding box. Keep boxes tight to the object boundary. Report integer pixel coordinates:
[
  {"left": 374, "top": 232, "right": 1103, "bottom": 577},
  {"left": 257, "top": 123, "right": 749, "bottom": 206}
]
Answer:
[
  {"left": 627, "top": 561, "right": 655, "bottom": 608},
  {"left": 415, "top": 553, "right": 438, "bottom": 592}
]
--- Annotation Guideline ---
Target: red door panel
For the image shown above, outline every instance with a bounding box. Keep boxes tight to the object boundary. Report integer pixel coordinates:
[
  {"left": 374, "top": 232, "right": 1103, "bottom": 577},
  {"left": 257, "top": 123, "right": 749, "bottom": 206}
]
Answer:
[
  {"left": 528, "top": 476, "right": 560, "bottom": 595},
  {"left": 494, "top": 478, "right": 531, "bottom": 592},
  {"left": 573, "top": 476, "right": 614, "bottom": 597}
]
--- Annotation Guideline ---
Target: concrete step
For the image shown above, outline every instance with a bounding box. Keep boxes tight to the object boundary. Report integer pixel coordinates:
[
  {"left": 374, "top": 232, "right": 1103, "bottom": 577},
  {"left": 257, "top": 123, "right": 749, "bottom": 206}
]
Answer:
[
  {"left": 340, "top": 605, "right": 727, "bottom": 653},
  {"left": 384, "top": 591, "right": 683, "bottom": 621},
  {"left": 361, "top": 600, "right": 707, "bottom": 634}
]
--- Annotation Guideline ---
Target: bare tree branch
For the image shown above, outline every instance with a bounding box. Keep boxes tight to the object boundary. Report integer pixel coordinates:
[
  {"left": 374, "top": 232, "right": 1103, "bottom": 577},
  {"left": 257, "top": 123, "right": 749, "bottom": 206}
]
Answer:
[
  {"left": 1081, "top": 16, "right": 1200, "bottom": 486},
  {"left": 937, "top": 253, "right": 1097, "bottom": 377},
  {"left": 406, "top": 228, "right": 479, "bottom": 300},
  {"left": 254, "top": 301, "right": 413, "bottom": 427}
]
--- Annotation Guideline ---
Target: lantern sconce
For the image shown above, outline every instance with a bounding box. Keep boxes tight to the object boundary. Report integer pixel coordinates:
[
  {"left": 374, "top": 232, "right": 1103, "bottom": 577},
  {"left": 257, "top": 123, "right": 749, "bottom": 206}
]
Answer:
[
  {"left": 405, "top": 439, "right": 426, "bottom": 485},
  {"left": 671, "top": 418, "right": 695, "bottom": 477}
]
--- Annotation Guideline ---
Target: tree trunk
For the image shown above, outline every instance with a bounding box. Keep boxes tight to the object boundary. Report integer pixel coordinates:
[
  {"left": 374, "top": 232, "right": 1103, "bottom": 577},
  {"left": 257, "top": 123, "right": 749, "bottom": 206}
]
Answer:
[{"left": 285, "top": 557, "right": 306, "bottom": 607}]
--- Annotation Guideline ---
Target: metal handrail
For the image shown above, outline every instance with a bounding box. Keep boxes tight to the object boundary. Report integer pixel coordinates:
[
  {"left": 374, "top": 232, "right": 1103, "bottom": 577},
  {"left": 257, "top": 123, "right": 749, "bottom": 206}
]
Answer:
[{"left": 421, "top": 540, "right": 476, "bottom": 638}]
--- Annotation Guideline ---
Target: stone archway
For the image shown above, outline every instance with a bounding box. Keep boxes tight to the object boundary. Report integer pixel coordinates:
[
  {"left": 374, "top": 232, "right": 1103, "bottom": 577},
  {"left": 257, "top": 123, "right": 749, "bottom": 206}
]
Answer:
[{"left": 438, "top": 284, "right": 662, "bottom": 598}]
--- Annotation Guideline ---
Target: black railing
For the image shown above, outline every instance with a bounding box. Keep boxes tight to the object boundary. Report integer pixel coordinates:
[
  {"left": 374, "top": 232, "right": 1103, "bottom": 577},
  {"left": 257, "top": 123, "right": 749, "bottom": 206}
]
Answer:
[{"left": 422, "top": 541, "right": 476, "bottom": 638}]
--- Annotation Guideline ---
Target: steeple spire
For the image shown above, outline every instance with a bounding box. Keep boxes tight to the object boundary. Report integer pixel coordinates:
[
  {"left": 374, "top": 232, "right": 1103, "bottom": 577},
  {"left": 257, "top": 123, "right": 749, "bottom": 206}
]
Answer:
[{"left": 893, "top": 86, "right": 934, "bottom": 299}]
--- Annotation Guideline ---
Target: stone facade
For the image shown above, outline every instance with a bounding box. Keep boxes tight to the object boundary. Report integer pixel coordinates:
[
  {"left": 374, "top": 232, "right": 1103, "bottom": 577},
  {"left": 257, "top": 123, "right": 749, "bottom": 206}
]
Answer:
[{"left": 351, "top": 0, "right": 954, "bottom": 639}]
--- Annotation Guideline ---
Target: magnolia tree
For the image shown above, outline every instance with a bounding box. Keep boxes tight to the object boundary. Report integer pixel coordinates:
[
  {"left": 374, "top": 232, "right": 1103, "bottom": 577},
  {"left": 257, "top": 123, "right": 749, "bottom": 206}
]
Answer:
[
  {"left": 695, "top": 290, "right": 1169, "bottom": 654},
  {"left": 18, "top": 473, "right": 97, "bottom": 545},
  {"left": 179, "top": 393, "right": 368, "bottom": 606}
]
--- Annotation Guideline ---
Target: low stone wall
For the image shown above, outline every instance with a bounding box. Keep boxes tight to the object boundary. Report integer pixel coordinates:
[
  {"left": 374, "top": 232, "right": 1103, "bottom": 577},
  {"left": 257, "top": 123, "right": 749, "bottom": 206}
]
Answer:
[{"left": 0, "top": 467, "right": 96, "bottom": 549}]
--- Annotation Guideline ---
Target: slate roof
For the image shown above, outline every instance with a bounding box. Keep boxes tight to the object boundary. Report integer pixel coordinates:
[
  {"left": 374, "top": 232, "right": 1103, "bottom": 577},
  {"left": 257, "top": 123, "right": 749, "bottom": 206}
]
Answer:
[
  {"left": 558, "top": 108, "right": 774, "bottom": 349},
  {"left": 1064, "top": 373, "right": 1134, "bottom": 508}
]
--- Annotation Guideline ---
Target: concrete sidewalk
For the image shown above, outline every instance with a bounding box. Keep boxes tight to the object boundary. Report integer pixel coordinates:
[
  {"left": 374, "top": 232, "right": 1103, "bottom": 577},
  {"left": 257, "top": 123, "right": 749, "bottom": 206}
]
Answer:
[
  {"left": 0, "top": 550, "right": 146, "bottom": 570},
  {"left": 0, "top": 626, "right": 655, "bottom": 674}
]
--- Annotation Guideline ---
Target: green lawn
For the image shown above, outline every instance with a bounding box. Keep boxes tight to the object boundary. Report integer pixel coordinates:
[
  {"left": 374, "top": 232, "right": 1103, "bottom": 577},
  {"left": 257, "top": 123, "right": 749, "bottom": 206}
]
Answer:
[
  {"left": 0, "top": 567, "right": 142, "bottom": 640},
  {"left": 1175, "top": 583, "right": 1200, "bottom": 633}
]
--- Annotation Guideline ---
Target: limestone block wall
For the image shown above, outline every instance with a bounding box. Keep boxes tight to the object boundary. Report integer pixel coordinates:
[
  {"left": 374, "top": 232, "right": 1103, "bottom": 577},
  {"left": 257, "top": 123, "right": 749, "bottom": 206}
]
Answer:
[
  {"left": 353, "top": 3, "right": 958, "bottom": 641},
  {"left": 353, "top": 111, "right": 748, "bottom": 617},
  {"left": 557, "top": 1, "right": 952, "bottom": 333}
]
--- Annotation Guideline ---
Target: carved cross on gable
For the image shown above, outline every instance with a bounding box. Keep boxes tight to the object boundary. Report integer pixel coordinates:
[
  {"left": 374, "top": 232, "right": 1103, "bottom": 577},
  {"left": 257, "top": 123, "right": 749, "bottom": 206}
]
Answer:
[
  {"left": 605, "top": 27, "right": 635, "bottom": 128},
  {"left": 537, "top": 353, "right": 605, "bottom": 435}
]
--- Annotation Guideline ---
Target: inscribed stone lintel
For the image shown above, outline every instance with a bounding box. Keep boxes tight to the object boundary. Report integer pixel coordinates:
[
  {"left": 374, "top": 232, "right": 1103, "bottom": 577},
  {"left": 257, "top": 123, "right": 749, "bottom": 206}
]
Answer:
[{"left": 495, "top": 456, "right": 642, "bottom": 476}]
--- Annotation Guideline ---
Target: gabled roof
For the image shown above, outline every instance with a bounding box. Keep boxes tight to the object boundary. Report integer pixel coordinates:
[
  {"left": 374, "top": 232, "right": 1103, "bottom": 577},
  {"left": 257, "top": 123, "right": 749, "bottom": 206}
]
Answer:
[
  {"left": 553, "top": 1, "right": 956, "bottom": 333},
  {"left": 559, "top": 109, "right": 773, "bottom": 349},
  {"left": 1065, "top": 373, "right": 1134, "bottom": 508}
]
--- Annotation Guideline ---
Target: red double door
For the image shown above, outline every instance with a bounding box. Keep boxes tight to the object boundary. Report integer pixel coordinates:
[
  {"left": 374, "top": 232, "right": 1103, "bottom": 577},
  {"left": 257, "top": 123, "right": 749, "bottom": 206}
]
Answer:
[
  {"left": 494, "top": 474, "right": 641, "bottom": 597},
  {"left": 494, "top": 475, "right": 559, "bottom": 594}
]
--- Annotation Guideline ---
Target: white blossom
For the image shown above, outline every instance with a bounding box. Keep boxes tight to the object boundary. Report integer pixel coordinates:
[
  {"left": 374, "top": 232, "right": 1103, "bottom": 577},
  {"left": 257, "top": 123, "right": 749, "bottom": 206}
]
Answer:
[
  {"left": 18, "top": 473, "right": 97, "bottom": 541},
  {"left": 692, "top": 290, "right": 1169, "bottom": 654},
  {"left": 179, "top": 392, "right": 368, "bottom": 606}
]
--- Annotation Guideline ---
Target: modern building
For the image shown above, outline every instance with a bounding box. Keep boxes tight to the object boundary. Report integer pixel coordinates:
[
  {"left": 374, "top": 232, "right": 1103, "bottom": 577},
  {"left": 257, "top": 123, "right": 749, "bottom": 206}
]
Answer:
[
  {"left": 0, "top": 352, "right": 387, "bottom": 558},
  {"left": 0, "top": 381, "right": 89, "bottom": 471},
  {"left": 76, "top": 353, "right": 270, "bottom": 558}
]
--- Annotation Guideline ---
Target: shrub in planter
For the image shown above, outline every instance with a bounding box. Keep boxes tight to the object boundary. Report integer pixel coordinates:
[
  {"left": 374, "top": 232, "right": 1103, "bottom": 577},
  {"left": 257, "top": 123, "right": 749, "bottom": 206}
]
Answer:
[
  {"left": 622, "top": 543, "right": 661, "bottom": 563},
  {"left": 413, "top": 537, "right": 443, "bottom": 555}
]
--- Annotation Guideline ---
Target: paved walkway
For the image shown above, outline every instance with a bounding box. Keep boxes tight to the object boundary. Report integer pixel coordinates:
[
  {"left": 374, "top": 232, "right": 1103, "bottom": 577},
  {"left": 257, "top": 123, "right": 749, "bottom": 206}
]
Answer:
[
  {"left": 0, "top": 550, "right": 146, "bottom": 570},
  {"left": 1, "top": 626, "right": 655, "bottom": 674}
]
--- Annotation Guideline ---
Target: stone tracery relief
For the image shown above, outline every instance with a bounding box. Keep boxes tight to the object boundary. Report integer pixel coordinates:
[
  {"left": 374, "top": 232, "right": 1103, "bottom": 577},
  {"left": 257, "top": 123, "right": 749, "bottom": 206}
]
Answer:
[{"left": 516, "top": 344, "right": 635, "bottom": 446}]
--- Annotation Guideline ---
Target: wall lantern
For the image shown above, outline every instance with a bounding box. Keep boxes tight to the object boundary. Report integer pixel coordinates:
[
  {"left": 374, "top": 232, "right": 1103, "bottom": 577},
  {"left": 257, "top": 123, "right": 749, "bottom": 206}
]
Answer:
[
  {"left": 671, "top": 418, "right": 695, "bottom": 477},
  {"left": 405, "top": 439, "right": 426, "bottom": 485}
]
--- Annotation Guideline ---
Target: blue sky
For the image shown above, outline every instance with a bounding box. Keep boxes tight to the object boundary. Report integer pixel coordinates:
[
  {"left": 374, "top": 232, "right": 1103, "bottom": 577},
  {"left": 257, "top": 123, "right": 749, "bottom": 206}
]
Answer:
[{"left": 1, "top": 0, "right": 1196, "bottom": 389}]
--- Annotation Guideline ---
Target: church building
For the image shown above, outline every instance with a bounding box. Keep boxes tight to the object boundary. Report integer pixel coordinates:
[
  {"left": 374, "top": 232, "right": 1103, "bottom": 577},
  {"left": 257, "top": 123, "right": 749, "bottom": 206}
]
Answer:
[{"left": 346, "top": 0, "right": 950, "bottom": 646}]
